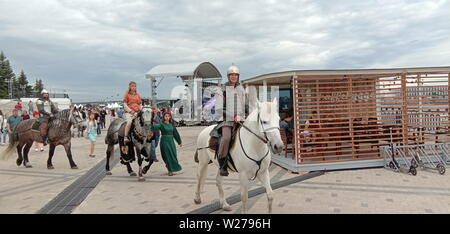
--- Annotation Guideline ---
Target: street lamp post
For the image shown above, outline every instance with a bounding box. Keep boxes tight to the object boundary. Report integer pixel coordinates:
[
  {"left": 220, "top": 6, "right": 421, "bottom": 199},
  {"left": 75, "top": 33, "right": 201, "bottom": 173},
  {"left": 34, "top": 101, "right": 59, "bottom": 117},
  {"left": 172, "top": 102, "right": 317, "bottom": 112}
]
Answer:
[
  {"left": 20, "top": 84, "right": 26, "bottom": 98},
  {"left": 7, "top": 78, "right": 13, "bottom": 99}
]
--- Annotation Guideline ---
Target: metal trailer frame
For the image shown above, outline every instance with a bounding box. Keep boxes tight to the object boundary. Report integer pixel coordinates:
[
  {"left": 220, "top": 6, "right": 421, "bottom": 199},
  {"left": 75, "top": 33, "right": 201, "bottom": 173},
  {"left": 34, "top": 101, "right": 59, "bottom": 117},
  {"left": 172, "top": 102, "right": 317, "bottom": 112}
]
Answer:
[
  {"left": 382, "top": 145, "right": 417, "bottom": 176},
  {"left": 382, "top": 127, "right": 417, "bottom": 175},
  {"left": 390, "top": 144, "right": 450, "bottom": 175},
  {"left": 439, "top": 143, "right": 450, "bottom": 165},
  {"left": 402, "top": 145, "right": 445, "bottom": 175}
]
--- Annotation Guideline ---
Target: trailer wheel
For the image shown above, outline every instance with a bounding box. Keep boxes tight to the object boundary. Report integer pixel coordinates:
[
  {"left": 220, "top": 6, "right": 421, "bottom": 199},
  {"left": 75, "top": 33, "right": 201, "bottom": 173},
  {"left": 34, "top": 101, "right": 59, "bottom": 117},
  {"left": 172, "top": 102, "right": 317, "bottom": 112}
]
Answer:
[
  {"left": 437, "top": 164, "right": 445, "bottom": 175},
  {"left": 411, "top": 159, "right": 418, "bottom": 168},
  {"left": 389, "top": 162, "right": 395, "bottom": 169},
  {"left": 409, "top": 167, "right": 417, "bottom": 176}
]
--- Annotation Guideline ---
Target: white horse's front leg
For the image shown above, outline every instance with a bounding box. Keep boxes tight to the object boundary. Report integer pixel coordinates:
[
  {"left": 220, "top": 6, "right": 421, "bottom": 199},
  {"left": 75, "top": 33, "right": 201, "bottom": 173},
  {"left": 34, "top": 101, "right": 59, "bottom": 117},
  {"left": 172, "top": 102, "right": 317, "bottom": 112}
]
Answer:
[
  {"left": 194, "top": 158, "right": 209, "bottom": 204},
  {"left": 136, "top": 146, "right": 145, "bottom": 182},
  {"left": 216, "top": 171, "right": 232, "bottom": 211},
  {"left": 239, "top": 174, "right": 250, "bottom": 214},
  {"left": 258, "top": 170, "right": 274, "bottom": 213}
]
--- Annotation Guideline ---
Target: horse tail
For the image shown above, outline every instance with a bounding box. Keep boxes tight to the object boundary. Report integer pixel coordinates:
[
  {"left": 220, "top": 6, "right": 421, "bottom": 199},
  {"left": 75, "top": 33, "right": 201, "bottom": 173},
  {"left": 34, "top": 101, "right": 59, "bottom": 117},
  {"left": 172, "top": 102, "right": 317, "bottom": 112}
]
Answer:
[
  {"left": 194, "top": 149, "right": 199, "bottom": 163},
  {"left": 0, "top": 132, "right": 19, "bottom": 161}
]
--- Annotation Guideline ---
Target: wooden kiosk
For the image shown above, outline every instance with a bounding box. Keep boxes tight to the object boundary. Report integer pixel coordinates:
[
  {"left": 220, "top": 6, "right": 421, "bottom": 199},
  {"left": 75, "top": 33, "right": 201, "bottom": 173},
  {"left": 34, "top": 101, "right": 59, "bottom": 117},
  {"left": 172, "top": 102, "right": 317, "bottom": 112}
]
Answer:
[{"left": 242, "top": 67, "right": 450, "bottom": 172}]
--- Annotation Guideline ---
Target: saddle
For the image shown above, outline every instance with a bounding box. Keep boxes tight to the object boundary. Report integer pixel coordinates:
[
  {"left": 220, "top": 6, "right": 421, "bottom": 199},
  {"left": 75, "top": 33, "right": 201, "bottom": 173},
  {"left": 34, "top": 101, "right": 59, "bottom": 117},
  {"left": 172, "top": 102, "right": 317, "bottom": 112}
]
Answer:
[
  {"left": 31, "top": 120, "right": 41, "bottom": 133},
  {"left": 117, "top": 119, "right": 151, "bottom": 164},
  {"left": 208, "top": 124, "right": 240, "bottom": 153},
  {"left": 208, "top": 123, "right": 241, "bottom": 172}
]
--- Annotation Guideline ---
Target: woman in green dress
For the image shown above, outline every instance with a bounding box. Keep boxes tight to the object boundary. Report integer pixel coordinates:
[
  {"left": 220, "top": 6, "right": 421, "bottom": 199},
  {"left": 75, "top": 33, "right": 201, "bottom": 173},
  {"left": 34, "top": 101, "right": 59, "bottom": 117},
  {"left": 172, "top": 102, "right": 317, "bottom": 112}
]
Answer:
[{"left": 152, "top": 112, "right": 182, "bottom": 176}]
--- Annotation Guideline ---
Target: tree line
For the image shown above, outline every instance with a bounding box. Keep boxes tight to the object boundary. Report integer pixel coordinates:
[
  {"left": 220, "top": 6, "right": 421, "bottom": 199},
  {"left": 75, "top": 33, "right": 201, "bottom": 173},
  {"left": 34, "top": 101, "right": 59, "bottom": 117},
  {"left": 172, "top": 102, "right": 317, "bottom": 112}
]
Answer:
[{"left": 0, "top": 51, "right": 45, "bottom": 99}]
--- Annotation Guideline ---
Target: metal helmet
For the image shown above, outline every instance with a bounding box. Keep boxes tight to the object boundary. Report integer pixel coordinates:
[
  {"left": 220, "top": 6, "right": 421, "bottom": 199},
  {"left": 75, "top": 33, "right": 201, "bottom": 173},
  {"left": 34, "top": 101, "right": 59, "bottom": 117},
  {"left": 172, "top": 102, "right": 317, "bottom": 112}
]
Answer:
[
  {"left": 41, "top": 89, "right": 49, "bottom": 94},
  {"left": 227, "top": 65, "right": 240, "bottom": 76}
]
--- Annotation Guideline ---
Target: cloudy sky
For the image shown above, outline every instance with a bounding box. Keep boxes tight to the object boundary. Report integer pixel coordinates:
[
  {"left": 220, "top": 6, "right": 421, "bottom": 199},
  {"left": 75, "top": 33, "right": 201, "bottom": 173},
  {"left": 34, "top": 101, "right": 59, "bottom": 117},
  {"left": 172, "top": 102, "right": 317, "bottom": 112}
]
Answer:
[{"left": 1, "top": 0, "right": 449, "bottom": 102}]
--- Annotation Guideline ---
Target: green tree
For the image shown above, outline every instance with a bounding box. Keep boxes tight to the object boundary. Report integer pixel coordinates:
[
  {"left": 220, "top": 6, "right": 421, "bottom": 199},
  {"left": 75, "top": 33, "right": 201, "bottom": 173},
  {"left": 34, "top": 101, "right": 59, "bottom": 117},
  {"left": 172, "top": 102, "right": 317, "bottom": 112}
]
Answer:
[
  {"left": 16, "top": 70, "right": 33, "bottom": 98},
  {"left": 0, "top": 51, "right": 6, "bottom": 98},
  {"left": 0, "top": 54, "right": 16, "bottom": 99},
  {"left": 34, "top": 79, "right": 44, "bottom": 97}
]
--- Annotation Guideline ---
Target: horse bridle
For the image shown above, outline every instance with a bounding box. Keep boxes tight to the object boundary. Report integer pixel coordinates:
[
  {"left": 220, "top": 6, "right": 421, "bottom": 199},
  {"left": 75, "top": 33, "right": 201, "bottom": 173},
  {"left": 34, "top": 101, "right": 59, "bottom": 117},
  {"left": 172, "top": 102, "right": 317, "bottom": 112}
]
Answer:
[
  {"left": 240, "top": 112, "right": 279, "bottom": 145},
  {"left": 132, "top": 112, "right": 153, "bottom": 141},
  {"left": 238, "top": 112, "right": 280, "bottom": 180},
  {"left": 70, "top": 110, "right": 84, "bottom": 125}
]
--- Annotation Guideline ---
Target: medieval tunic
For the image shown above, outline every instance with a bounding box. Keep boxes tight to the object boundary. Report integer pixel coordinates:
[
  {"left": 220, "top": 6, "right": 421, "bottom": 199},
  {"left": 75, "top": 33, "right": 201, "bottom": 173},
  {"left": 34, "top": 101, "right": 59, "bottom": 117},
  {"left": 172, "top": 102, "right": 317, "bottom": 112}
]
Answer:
[
  {"left": 152, "top": 122, "right": 182, "bottom": 172},
  {"left": 35, "top": 98, "right": 58, "bottom": 122},
  {"left": 215, "top": 81, "right": 248, "bottom": 130}
]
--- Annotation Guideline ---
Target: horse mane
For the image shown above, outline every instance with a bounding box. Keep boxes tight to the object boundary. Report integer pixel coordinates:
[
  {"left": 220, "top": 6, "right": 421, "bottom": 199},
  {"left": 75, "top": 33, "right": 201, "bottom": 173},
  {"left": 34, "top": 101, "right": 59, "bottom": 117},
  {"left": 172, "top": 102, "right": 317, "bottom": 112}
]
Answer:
[{"left": 49, "top": 109, "right": 72, "bottom": 128}]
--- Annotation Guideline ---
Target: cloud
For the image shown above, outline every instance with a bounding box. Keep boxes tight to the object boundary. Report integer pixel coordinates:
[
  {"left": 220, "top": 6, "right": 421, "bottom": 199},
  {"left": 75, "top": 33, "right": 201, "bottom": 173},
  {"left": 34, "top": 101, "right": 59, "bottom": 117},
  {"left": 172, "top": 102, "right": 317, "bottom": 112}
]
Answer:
[{"left": 0, "top": 0, "right": 449, "bottom": 102}]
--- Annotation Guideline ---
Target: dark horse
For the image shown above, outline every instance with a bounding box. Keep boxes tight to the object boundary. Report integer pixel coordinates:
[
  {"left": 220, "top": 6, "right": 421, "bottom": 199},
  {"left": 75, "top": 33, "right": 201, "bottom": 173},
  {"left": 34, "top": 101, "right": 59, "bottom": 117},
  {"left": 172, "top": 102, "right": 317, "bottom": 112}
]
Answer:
[
  {"left": 1, "top": 109, "right": 84, "bottom": 169},
  {"left": 105, "top": 108, "right": 154, "bottom": 181}
]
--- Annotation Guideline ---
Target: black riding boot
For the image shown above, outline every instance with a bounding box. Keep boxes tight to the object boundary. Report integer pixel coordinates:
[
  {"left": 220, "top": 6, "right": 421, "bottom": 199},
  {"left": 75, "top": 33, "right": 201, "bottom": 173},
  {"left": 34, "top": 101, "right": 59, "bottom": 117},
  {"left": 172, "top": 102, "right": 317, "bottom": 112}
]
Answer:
[{"left": 218, "top": 157, "right": 229, "bottom": 176}]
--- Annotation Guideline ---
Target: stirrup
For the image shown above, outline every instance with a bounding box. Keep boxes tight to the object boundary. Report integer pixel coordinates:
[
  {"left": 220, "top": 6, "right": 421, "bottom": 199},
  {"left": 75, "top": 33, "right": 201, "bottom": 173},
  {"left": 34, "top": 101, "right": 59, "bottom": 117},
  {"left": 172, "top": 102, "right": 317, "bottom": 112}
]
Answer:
[
  {"left": 124, "top": 136, "right": 130, "bottom": 143},
  {"left": 42, "top": 136, "right": 48, "bottom": 146},
  {"left": 220, "top": 168, "right": 229, "bottom": 177},
  {"left": 121, "top": 145, "right": 129, "bottom": 155}
]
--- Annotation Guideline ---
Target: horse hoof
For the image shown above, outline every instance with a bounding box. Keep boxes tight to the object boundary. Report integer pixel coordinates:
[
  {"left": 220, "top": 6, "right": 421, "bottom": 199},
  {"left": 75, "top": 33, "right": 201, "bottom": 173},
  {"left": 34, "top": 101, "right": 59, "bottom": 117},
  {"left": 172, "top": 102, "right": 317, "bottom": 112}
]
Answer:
[
  {"left": 106, "top": 171, "right": 112, "bottom": 175},
  {"left": 47, "top": 165, "right": 54, "bottom": 170},
  {"left": 138, "top": 177, "right": 145, "bottom": 182},
  {"left": 71, "top": 166, "right": 79, "bottom": 169},
  {"left": 25, "top": 163, "right": 33, "bottom": 168},
  {"left": 130, "top": 172, "right": 137, "bottom": 177},
  {"left": 223, "top": 206, "right": 232, "bottom": 211},
  {"left": 142, "top": 167, "right": 149, "bottom": 175},
  {"left": 16, "top": 159, "right": 23, "bottom": 166},
  {"left": 194, "top": 198, "right": 201, "bottom": 204}
]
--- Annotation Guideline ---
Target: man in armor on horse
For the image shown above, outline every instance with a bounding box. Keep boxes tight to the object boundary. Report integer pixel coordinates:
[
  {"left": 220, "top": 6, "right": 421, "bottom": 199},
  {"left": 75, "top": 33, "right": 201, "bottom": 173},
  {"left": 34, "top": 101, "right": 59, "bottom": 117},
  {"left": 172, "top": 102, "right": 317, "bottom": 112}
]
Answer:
[
  {"left": 215, "top": 65, "right": 249, "bottom": 176},
  {"left": 36, "top": 89, "right": 58, "bottom": 145}
]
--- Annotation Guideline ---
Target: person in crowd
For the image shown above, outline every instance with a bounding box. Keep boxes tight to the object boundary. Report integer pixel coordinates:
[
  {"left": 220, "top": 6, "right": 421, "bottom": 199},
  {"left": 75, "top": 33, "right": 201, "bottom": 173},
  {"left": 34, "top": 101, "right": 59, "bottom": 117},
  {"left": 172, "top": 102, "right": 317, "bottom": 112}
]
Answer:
[
  {"left": 0, "top": 110, "right": 6, "bottom": 145},
  {"left": 92, "top": 108, "right": 101, "bottom": 135},
  {"left": 117, "top": 108, "right": 124, "bottom": 118},
  {"left": 108, "top": 109, "right": 117, "bottom": 127},
  {"left": 280, "top": 111, "right": 294, "bottom": 140},
  {"left": 7, "top": 109, "right": 22, "bottom": 143},
  {"left": 80, "top": 107, "right": 86, "bottom": 120},
  {"left": 21, "top": 110, "right": 30, "bottom": 120},
  {"left": 28, "top": 100, "right": 34, "bottom": 115},
  {"left": 149, "top": 106, "right": 161, "bottom": 162},
  {"left": 15, "top": 102, "right": 22, "bottom": 111},
  {"left": 152, "top": 112, "right": 182, "bottom": 176},
  {"left": 1, "top": 113, "right": 8, "bottom": 145},
  {"left": 86, "top": 113, "right": 98, "bottom": 158},
  {"left": 100, "top": 109, "right": 106, "bottom": 129}
]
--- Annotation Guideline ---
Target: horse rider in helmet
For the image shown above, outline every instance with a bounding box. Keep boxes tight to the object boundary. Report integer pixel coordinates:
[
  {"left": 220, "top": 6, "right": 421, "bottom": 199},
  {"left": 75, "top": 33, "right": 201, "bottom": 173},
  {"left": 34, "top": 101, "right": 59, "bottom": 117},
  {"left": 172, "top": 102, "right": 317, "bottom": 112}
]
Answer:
[
  {"left": 36, "top": 89, "right": 58, "bottom": 145},
  {"left": 216, "top": 64, "right": 248, "bottom": 176}
]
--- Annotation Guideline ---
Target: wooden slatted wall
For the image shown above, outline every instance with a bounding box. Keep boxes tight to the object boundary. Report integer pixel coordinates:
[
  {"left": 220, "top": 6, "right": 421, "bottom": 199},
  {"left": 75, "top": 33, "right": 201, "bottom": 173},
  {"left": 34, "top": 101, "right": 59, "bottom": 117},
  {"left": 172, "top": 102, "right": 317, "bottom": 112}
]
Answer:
[{"left": 293, "top": 72, "right": 450, "bottom": 164}]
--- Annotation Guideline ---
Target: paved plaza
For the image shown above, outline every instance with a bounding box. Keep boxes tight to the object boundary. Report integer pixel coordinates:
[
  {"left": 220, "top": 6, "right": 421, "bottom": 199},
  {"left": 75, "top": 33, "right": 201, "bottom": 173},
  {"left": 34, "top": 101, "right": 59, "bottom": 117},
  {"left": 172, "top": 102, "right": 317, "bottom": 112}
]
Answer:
[{"left": 1, "top": 126, "right": 450, "bottom": 214}]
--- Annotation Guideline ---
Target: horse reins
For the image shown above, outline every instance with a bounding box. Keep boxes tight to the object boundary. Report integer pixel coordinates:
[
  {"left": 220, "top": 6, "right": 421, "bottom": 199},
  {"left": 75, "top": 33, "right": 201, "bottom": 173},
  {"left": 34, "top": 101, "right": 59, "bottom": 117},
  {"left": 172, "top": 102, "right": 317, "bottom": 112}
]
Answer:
[
  {"left": 237, "top": 113, "right": 279, "bottom": 180},
  {"left": 12, "top": 110, "right": 81, "bottom": 135}
]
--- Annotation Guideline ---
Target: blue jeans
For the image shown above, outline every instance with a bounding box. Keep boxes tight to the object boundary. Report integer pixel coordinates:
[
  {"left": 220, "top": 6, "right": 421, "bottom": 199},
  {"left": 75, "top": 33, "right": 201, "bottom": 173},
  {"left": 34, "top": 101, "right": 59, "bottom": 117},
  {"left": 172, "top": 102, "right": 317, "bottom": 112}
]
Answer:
[
  {"left": 149, "top": 135, "right": 160, "bottom": 161},
  {"left": 2, "top": 130, "right": 9, "bottom": 144}
]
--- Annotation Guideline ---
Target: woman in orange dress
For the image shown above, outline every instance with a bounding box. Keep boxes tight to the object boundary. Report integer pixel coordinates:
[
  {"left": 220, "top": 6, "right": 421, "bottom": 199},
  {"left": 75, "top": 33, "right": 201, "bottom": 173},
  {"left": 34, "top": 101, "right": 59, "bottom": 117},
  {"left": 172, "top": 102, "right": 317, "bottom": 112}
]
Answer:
[{"left": 123, "top": 81, "right": 142, "bottom": 143}]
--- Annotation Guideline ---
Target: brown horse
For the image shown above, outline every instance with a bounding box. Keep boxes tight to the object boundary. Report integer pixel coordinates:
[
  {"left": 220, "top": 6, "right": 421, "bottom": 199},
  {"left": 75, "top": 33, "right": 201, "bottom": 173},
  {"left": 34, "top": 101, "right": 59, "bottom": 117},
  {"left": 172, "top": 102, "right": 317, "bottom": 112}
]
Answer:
[{"left": 1, "top": 108, "right": 84, "bottom": 169}]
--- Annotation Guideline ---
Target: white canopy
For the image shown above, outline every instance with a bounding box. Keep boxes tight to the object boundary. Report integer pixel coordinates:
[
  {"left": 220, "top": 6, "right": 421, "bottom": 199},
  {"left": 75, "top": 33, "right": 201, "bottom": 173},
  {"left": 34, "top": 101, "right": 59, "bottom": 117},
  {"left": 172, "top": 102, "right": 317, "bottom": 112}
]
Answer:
[
  {"left": 107, "top": 102, "right": 121, "bottom": 109},
  {"left": 145, "top": 62, "right": 222, "bottom": 79}
]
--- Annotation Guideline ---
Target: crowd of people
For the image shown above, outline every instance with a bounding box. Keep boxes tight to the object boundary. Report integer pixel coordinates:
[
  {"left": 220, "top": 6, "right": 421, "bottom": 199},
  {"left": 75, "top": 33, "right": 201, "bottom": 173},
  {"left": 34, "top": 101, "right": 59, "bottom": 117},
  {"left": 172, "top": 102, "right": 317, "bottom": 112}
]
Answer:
[
  {"left": 1, "top": 64, "right": 273, "bottom": 178},
  {"left": 0, "top": 96, "right": 183, "bottom": 177}
]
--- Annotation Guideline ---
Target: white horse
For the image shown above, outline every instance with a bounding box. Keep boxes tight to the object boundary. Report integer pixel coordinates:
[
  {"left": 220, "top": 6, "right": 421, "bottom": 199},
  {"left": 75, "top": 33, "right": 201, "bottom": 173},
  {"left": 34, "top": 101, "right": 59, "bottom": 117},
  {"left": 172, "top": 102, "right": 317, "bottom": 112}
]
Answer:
[{"left": 194, "top": 98, "right": 284, "bottom": 213}]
